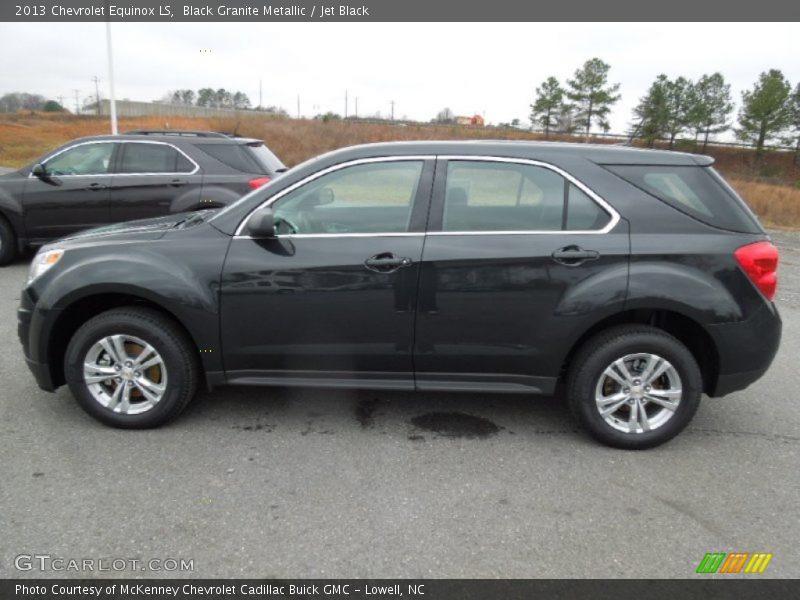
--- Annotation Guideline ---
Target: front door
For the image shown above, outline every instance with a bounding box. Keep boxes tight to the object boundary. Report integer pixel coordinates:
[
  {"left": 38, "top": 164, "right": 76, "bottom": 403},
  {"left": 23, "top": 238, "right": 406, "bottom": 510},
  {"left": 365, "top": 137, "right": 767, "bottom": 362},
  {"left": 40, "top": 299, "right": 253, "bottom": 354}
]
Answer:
[
  {"left": 23, "top": 141, "right": 116, "bottom": 243},
  {"left": 220, "top": 158, "right": 434, "bottom": 389},
  {"left": 414, "top": 158, "right": 630, "bottom": 394},
  {"left": 109, "top": 141, "right": 202, "bottom": 222}
]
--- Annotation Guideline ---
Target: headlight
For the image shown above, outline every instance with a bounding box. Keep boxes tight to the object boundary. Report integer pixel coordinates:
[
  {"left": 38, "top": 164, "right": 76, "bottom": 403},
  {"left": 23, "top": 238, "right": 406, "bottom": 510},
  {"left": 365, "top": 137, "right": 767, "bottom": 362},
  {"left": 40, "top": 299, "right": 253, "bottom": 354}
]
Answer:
[{"left": 28, "top": 249, "right": 64, "bottom": 284}]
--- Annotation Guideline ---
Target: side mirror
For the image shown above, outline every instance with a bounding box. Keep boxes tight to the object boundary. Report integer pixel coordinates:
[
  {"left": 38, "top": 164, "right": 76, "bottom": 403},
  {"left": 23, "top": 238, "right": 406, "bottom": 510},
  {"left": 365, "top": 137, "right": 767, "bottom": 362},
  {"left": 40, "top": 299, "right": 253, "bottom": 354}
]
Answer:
[
  {"left": 31, "top": 163, "right": 47, "bottom": 179},
  {"left": 247, "top": 207, "right": 275, "bottom": 238}
]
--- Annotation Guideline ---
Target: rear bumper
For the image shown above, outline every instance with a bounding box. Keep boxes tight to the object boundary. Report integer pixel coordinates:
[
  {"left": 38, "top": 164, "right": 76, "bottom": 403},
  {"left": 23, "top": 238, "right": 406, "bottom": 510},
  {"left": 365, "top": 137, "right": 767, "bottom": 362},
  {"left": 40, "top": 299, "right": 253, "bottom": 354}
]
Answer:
[{"left": 706, "top": 301, "right": 781, "bottom": 397}]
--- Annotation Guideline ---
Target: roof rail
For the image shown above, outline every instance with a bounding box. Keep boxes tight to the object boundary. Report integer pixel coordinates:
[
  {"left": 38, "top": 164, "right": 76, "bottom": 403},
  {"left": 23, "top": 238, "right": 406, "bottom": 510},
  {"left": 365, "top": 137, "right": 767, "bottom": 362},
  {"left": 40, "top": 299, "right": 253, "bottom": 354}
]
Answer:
[{"left": 124, "top": 130, "right": 230, "bottom": 138}]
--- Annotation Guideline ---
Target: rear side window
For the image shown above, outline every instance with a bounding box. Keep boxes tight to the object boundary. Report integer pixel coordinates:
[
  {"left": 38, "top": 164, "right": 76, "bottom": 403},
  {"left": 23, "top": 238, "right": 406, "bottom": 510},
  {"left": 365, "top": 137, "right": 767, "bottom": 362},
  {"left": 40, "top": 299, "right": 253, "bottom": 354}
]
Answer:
[
  {"left": 605, "top": 165, "right": 761, "bottom": 233},
  {"left": 197, "top": 143, "right": 282, "bottom": 175},
  {"left": 119, "top": 143, "right": 194, "bottom": 174},
  {"left": 443, "top": 161, "right": 611, "bottom": 232}
]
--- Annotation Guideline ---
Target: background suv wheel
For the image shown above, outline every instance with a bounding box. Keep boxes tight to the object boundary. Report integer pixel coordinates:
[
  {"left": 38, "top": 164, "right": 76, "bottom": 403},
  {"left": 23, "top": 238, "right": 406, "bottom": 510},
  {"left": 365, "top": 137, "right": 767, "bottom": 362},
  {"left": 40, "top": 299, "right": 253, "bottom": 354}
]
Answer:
[
  {"left": 64, "top": 307, "right": 199, "bottom": 428},
  {"left": 567, "top": 325, "right": 702, "bottom": 449}
]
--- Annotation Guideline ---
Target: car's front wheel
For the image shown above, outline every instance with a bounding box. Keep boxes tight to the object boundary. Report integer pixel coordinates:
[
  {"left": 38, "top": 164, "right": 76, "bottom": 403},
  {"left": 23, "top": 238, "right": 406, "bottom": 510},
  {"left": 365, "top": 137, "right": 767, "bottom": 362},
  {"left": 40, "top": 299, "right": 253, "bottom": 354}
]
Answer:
[
  {"left": 567, "top": 325, "right": 702, "bottom": 449},
  {"left": 64, "top": 307, "right": 198, "bottom": 428}
]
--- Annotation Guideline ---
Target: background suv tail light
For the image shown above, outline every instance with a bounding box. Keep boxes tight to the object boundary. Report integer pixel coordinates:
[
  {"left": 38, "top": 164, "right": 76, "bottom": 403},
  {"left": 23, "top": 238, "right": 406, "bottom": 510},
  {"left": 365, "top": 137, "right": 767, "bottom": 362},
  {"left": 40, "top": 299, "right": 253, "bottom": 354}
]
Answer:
[
  {"left": 248, "top": 176, "right": 271, "bottom": 190},
  {"left": 735, "top": 241, "right": 779, "bottom": 301}
]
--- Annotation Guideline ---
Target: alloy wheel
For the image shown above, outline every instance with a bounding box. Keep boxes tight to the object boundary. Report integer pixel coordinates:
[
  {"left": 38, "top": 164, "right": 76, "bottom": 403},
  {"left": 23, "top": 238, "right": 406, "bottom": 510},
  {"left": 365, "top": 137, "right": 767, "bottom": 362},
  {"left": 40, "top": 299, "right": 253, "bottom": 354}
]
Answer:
[
  {"left": 594, "top": 352, "right": 682, "bottom": 434},
  {"left": 83, "top": 334, "right": 168, "bottom": 415}
]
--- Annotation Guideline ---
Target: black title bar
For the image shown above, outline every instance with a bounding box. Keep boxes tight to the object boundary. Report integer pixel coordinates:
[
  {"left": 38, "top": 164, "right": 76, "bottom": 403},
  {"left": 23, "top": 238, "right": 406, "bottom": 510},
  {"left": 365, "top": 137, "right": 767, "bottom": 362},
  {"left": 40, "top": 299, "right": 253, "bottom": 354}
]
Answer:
[
  {"left": 3, "top": 0, "right": 800, "bottom": 22},
  {"left": 3, "top": 579, "right": 799, "bottom": 600}
]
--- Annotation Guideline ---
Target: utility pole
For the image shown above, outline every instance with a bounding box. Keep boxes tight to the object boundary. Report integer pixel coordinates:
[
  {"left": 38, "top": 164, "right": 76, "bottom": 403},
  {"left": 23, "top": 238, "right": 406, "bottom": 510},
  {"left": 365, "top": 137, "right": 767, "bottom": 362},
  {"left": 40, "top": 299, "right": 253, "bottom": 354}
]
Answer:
[
  {"left": 344, "top": 89, "right": 348, "bottom": 118},
  {"left": 258, "top": 79, "right": 262, "bottom": 109},
  {"left": 57, "top": 95, "right": 65, "bottom": 110},
  {"left": 92, "top": 76, "right": 101, "bottom": 115},
  {"left": 73, "top": 89, "right": 80, "bottom": 114},
  {"left": 105, "top": 14, "right": 118, "bottom": 134},
  {"left": 355, "top": 97, "right": 358, "bottom": 119},
  {"left": 390, "top": 100, "right": 395, "bottom": 121}
]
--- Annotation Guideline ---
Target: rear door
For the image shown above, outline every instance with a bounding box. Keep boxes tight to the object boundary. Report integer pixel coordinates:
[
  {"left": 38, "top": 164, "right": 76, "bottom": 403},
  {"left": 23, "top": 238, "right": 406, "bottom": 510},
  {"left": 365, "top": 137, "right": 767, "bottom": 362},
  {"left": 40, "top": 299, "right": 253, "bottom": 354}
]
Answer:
[
  {"left": 109, "top": 141, "right": 202, "bottom": 222},
  {"left": 220, "top": 157, "right": 435, "bottom": 388},
  {"left": 414, "top": 157, "right": 630, "bottom": 394},
  {"left": 23, "top": 141, "right": 117, "bottom": 242}
]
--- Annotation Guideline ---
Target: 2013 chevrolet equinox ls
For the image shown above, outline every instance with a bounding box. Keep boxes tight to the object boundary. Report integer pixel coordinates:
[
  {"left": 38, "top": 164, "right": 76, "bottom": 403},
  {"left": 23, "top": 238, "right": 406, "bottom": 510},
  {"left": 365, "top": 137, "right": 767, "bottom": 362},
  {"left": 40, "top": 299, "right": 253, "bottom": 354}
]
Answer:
[{"left": 18, "top": 141, "right": 781, "bottom": 449}]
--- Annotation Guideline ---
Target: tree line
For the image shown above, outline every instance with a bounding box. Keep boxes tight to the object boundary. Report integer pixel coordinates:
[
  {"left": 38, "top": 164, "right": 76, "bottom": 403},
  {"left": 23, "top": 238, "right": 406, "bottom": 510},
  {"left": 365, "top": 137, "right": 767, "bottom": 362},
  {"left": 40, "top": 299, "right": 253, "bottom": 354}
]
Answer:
[
  {"left": 531, "top": 59, "right": 800, "bottom": 159},
  {"left": 164, "top": 88, "right": 253, "bottom": 110},
  {"left": 0, "top": 92, "right": 64, "bottom": 113}
]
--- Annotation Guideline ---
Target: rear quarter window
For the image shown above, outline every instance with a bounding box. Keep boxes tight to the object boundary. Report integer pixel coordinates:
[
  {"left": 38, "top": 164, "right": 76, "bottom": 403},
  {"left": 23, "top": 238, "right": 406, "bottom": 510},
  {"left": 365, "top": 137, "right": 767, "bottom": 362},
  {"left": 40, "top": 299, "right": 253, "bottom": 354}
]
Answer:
[
  {"left": 605, "top": 165, "right": 762, "bottom": 233},
  {"left": 197, "top": 143, "right": 283, "bottom": 175}
]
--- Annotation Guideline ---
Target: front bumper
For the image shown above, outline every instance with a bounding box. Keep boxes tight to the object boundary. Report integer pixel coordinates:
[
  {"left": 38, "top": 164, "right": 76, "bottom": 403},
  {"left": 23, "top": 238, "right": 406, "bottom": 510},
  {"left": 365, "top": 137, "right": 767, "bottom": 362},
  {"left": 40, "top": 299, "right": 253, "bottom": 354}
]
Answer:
[{"left": 17, "top": 288, "right": 56, "bottom": 392}]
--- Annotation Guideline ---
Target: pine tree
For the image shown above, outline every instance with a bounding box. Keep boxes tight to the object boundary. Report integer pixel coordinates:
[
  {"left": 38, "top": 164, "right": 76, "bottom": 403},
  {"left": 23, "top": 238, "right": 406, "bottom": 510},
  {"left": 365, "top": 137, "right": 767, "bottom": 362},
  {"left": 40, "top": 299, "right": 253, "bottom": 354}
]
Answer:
[
  {"left": 687, "top": 73, "right": 733, "bottom": 152},
  {"left": 566, "top": 58, "right": 621, "bottom": 140},
  {"left": 788, "top": 83, "right": 800, "bottom": 165},
  {"left": 632, "top": 75, "right": 670, "bottom": 147},
  {"left": 736, "top": 69, "right": 793, "bottom": 155},
  {"left": 530, "top": 76, "right": 565, "bottom": 139},
  {"left": 664, "top": 77, "right": 693, "bottom": 149}
]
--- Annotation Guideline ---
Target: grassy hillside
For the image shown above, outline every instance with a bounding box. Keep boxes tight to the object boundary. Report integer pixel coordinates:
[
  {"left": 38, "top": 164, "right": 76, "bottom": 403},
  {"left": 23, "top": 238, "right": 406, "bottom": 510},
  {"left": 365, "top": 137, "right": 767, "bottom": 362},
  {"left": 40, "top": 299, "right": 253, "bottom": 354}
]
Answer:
[{"left": 1, "top": 112, "right": 799, "bottom": 228}]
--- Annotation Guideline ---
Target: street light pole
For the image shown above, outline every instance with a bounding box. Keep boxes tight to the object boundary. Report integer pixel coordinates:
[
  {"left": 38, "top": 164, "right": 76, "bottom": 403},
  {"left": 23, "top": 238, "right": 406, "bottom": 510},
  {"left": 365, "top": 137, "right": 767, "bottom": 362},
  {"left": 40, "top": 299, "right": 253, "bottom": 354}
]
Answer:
[{"left": 105, "top": 18, "right": 118, "bottom": 134}]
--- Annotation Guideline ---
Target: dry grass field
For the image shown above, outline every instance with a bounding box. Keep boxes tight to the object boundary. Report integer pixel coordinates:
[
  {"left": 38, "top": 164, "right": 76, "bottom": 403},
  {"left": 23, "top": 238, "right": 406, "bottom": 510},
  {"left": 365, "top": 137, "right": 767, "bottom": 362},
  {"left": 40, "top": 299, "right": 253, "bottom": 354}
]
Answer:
[{"left": 1, "top": 112, "right": 799, "bottom": 228}]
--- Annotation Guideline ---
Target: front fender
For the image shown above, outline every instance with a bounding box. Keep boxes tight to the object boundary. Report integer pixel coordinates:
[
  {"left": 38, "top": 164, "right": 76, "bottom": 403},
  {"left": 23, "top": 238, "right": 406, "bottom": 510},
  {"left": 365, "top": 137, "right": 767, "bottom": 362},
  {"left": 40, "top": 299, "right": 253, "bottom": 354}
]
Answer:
[
  {"left": 0, "top": 174, "right": 26, "bottom": 241},
  {"left": 28, "top": 227, "right": 230, "bottom": 376}
]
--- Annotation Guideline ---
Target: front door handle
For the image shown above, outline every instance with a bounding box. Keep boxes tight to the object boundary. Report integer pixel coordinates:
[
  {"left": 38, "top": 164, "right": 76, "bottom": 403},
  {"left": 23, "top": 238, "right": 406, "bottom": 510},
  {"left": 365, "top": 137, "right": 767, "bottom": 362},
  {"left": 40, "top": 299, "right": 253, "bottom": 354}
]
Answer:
[
  {"left": 364, "top": 253, "right": 413, "bottom": 273},
  {"left": 170, "top": 178, "right": 188, "bottom": 187},
  {"left": 86, "top": 182, "right": 108, "bottom": 191},
  {"left": 551, "top": 245, "right": 600, "bottom": 266}
]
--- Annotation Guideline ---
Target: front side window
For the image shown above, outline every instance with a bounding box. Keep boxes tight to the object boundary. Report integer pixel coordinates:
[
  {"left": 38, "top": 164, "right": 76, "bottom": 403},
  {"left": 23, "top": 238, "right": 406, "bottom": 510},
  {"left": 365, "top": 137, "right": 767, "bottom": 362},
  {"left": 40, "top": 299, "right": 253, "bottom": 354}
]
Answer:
[
  {"left": 118, "top": 143, "right": 195, "bottom": 174},
  {"left": 43, "top": 143, "right": 114, "bottom": 176},
  {"left": 272, "top": 161, "right": 424, "bottom": 234},
  {"left": 443, "top": 160, "right": 610, "bottom": 232}
]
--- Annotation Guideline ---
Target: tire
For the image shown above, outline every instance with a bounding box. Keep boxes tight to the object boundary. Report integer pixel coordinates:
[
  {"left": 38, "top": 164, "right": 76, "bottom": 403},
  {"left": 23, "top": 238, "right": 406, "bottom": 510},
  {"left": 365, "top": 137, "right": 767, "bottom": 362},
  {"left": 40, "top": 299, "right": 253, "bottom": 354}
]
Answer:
[
  {"left": 566, "top": 325, "right": 702, "bottom": 450},
  {"left": 0, "top": 216, "right": 17, "bottom": 266},
  {"left": 64, "top": 307, "right": 199, "bottom": 428}
]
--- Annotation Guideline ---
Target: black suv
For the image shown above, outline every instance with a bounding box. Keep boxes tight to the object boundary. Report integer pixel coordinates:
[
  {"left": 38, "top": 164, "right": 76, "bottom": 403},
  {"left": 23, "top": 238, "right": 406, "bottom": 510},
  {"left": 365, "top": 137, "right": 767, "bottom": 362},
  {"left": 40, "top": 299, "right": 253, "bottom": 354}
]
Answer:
[
  {"left": 0, "top": 130, "right": 286, "bottom": 264},
  {"left": 18, "top": 141, "right": 781, "bottom": 448}
]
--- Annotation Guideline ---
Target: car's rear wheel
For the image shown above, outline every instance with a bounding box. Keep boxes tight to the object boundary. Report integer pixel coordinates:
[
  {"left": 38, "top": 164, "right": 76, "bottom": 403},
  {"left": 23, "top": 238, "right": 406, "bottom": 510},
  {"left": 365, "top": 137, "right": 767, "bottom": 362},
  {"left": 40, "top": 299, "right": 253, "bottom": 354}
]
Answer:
[
  {"left": 0, "top": 216, "right": 18, "bottom": 266},
  {"left": 64, "top": 307, "right": 198, "bottom": 428},
  {"left": 566, "top": 325, "right": 702, "bottom": 449}
]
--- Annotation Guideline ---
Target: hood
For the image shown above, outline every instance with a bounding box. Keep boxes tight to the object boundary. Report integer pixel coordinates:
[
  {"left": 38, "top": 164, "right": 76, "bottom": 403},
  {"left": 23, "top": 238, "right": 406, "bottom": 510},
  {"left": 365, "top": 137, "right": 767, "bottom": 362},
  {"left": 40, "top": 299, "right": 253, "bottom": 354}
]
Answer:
[{"left": 57, "top": 211, "right": 216, "bottom": 245}]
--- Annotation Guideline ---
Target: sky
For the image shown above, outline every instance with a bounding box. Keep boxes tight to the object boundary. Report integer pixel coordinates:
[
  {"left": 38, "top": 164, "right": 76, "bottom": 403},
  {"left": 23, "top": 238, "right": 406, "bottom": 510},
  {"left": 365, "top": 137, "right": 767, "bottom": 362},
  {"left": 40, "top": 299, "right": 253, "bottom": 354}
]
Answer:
[{"left": 0, "top": 22, "right": 797, "bottom": 136}]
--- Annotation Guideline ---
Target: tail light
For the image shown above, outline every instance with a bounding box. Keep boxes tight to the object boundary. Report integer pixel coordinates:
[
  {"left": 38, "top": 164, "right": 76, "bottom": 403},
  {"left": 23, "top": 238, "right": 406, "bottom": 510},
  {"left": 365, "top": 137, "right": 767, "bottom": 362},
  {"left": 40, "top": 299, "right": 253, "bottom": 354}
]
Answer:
[
  {"left": 734, "top": 241, "right": 779, "bottom": 301},
  {"left": 248, "top": 176, "right": 271, "bottom": 190}
]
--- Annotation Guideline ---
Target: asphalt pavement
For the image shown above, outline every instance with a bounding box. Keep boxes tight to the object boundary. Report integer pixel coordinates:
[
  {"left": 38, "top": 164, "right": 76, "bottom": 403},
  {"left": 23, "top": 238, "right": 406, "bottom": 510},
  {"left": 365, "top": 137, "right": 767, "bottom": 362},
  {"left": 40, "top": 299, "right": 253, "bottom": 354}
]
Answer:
[{"left": 1, "top": 231, "right": 798, "bottom": 579}]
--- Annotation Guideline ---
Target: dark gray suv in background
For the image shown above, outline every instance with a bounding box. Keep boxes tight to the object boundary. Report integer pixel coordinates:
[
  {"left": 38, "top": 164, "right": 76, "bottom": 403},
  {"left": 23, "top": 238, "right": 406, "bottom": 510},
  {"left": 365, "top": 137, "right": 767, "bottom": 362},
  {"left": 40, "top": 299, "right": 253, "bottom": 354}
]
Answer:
[
  {"left": 0, "top": 130, "right": 286, "bottom": 264},
  {"left": 18, "top": 141, "right": 781, "bottom": 448}
]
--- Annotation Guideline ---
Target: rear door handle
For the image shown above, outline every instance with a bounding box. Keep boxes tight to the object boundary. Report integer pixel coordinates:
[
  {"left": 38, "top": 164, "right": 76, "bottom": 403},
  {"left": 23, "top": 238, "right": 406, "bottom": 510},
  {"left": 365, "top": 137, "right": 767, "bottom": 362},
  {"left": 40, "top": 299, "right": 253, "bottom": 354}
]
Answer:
[
  {"left": 170, "top": 178, "right": 188, "bottom": 187},
  {"left": 551, "top": 245, "right": 600, "bottom": 266},
  {"left": 86, "top": 182, "right": 108, "bottom": 191},
  {"left": 364, "top": 253, "right": 413, "bottom": 273}
]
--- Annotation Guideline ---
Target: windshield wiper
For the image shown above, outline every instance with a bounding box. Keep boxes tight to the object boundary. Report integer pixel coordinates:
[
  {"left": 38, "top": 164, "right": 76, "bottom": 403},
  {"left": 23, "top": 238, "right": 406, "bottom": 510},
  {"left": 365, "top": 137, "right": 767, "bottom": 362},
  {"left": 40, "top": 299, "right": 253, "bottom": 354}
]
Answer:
[{"left": 175, "top": 211, "right": 213, "bottom": 229}]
